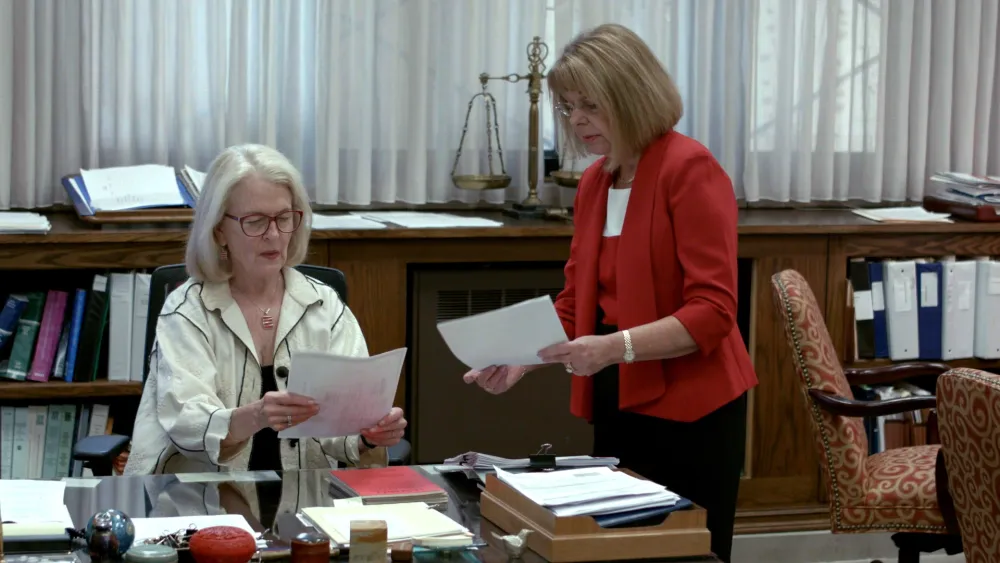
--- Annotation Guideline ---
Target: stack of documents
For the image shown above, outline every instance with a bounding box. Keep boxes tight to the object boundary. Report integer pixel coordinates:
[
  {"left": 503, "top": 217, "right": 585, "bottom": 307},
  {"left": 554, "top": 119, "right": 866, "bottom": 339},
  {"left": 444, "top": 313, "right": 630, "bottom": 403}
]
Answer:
[
  {"left": 350, "top": 211, "right": 502, "bottom": 229},
  {"left": 442, "top": 451, "right": 619, "bottom": 470},
  {"left": 0, "top": 479, "right": 74, "bottom": 533},
  {"left": 0, "top": 212, "right": 51, "bottom": 234},
  {"left": 494, "top": 466, "right": 680, "bottom": 517},
  {"left": 301, "top": 502, "right": 471, "bottom": 546},
  {"left": 851, "top": 207, "right": 952, "bottom": 223}
]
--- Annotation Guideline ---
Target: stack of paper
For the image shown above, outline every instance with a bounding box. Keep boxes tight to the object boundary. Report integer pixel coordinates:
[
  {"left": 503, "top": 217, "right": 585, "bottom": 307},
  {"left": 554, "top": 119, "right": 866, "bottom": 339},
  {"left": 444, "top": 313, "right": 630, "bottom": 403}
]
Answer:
[
  {"left": 851, "top": 207, "right": 952, "bottom": 223},
  {"left": 442, "top": 451, "right": 619, "bottom": 470},
  {"left": 301, "top": 502, "right": 471, "bottom": 546},
  {"left": 494, "top": 466, "right": 680, "bottom": 517},
  {"left": 312, "top": 213, "right": 388, "bottom": 230},
  {"left": 0, "top": 212, "right": 51, "bottom": 234},
  {"left": 350, "top": 211, "right": 502, "bottom": 228},
  {"left": 0, "top": 479, "right": 74, "bottom": 533}
]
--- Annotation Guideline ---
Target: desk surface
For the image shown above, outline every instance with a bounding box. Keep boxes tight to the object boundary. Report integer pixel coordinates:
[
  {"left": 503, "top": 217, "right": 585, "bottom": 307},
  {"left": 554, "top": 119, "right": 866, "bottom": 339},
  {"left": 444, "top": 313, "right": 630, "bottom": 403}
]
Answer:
[
  {"left": 41, "top": 467, "right": 720, "bottom": 563},
  {"left": 2, "top": 209, "right": 1000, "bottom": 245}
]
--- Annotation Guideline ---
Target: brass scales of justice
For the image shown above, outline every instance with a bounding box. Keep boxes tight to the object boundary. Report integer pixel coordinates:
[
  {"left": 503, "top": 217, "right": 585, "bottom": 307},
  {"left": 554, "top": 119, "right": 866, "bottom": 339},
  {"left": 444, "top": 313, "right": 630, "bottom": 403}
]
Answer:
[{"left": 450, "top": 36, "right": 583, "bottom": 220}]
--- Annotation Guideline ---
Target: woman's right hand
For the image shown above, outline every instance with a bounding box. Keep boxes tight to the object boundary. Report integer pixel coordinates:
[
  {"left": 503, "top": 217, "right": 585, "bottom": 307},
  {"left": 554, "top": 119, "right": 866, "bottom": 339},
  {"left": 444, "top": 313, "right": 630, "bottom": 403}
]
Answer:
[
  {"left": 462, "top": 364, "right": 529, "bottom": 394},
  {"left": 258, "top": 391, "right": 319, "bottom": 431}
]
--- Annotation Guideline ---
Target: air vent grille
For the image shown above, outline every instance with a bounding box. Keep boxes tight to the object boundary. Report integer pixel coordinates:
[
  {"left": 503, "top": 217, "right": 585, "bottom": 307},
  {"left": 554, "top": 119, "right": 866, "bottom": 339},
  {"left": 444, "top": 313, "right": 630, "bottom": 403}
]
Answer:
[{"left": 436, "top": 287, "right": 563, "bottom": 321}]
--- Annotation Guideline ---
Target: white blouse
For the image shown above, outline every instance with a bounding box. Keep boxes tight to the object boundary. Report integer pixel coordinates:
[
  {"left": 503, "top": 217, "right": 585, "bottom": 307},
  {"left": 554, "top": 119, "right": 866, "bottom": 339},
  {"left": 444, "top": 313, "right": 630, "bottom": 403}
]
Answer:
[{"left": 603, "top": 187, "right": 631, "bottom": 237}]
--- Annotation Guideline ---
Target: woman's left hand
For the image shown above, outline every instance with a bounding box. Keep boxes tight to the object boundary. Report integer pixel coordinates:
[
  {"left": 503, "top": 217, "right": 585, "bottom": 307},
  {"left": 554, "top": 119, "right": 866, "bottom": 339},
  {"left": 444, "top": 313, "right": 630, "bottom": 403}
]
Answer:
[
  {"left": 360, "top": 407, "right": 407, "bottom": 448},
  {"left": 538, "top": 335, "right": 620, "bottom": 376}
]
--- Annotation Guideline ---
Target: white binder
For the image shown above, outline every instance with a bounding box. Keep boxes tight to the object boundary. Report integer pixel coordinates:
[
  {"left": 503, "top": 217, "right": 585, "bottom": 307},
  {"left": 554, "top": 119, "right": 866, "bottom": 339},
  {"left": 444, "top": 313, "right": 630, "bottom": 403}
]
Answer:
[
  {"left": 941, "top": 258, "right": 977, "bottom": 360},
  {"left": 974, "top": 259, "right": 1000, "bottom": 359},
  {"left": 883, "top": 260, "right": 920, "bottom": 360}
]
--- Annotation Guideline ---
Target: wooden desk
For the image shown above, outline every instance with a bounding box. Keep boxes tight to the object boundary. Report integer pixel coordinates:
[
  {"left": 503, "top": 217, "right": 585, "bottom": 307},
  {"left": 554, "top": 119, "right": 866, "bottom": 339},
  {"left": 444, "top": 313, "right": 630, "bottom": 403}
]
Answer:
[{"left": 3, "top": 209, "right": 999, "bottom": 535}]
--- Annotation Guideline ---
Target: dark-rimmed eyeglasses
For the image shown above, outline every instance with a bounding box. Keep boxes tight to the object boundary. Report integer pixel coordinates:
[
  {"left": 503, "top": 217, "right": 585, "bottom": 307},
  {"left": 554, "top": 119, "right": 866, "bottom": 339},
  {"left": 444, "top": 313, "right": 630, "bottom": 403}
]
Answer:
[{"left": 225, "top": 210, "right": 303, "bottom": 237}]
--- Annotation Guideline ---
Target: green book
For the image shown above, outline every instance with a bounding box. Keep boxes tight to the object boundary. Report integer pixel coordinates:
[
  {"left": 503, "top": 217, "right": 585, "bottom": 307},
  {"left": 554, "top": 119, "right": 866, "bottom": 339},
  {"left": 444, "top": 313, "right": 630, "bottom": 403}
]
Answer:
[{"left": 3, "top": 292, "right": 45, "bottom": 381}]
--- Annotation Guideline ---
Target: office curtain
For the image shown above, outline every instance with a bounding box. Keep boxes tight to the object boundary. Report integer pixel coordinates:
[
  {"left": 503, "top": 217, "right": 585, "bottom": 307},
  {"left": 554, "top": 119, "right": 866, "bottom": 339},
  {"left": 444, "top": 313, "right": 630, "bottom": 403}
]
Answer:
[
  {"left": 2, "top": 0, "right": 1000, "bottom": 209},
  {"left": 744, "top": 0, "right": 1000, "bottom": 203},
  {"left": 0, "top": 0, "right": 545, "bottom": 210}
]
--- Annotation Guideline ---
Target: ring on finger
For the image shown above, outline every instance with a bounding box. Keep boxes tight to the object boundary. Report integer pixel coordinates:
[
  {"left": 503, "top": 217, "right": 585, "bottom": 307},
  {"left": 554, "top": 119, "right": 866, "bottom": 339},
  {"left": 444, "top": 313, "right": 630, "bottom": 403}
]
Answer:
[
  {"left": 286, "top": 415, "right": 292, "bottom": 426},
  {"left": 565, "top": 362, "right": 574, "bottom": 373}
]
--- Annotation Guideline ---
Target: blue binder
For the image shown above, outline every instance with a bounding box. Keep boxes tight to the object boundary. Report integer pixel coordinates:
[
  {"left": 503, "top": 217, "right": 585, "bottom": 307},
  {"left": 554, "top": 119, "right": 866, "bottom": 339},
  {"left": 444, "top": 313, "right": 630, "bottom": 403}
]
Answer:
[
  {"left": 868, "top": 261, "right": 890, "bottom": 358},
  {"left": 916, "top": 261, "right": 944, "bottom": 360},
  {"left": 60, "top": 172, "right": 196, "bottom": 217}
]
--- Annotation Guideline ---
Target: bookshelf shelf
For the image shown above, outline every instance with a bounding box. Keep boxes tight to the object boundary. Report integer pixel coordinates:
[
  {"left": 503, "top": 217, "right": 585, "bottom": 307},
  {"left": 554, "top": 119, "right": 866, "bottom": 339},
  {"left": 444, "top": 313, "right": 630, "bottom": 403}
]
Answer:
[
  {"left": 846, "top": 358, "right": 1000, "bottom": 372},
  {"left": 0, "top": 380, "right": 142, "bottom": 401}
]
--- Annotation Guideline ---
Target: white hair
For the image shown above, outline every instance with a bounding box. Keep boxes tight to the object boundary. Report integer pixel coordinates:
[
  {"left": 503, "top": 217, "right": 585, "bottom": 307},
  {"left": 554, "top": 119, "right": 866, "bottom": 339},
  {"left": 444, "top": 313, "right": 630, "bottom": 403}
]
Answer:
[{"left": 185, "top": 144, "right": 313, "bottom": 282}]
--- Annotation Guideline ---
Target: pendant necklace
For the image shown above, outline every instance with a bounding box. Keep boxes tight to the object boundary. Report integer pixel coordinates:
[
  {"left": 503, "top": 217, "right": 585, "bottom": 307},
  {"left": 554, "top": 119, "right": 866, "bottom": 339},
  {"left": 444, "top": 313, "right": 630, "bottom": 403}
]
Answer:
[{"left": 232, "top": 282, "right": 280, "bottom": 330}]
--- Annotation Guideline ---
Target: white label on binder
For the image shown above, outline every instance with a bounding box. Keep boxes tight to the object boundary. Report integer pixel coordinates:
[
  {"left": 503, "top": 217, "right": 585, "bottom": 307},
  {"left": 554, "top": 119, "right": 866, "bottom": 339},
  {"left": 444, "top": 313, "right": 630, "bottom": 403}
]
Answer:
[
  {"left": 958, "top": 281, "right": 973, "bottom": 310},
  {"left": 871, "top": 282, "right": 885, "bottom": 311},
  {"left": 920, "top": 272, "right": 939, "bottom": 308},
  {"left": 853, "top": 290, "right": 874, "bottom": 321},
  {"left": 893, "top": 279, "right": 912, "bottom": 312}
]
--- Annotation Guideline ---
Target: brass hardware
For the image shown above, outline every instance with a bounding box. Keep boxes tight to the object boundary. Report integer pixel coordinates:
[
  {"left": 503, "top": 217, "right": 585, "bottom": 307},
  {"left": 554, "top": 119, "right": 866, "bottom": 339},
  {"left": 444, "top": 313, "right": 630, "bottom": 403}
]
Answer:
[
  {"left": 452, "top": 38, "right": 550, "bottom": 217},
  {"left": 451, "top": 74, "right": 511, "bottom": 191}
]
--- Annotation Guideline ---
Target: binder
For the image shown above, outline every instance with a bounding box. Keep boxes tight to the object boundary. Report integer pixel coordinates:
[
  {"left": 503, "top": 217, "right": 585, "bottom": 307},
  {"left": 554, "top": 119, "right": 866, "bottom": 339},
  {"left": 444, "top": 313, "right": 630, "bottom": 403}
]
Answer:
[
  {"left": 940, "top": 258, "right": 977, "bottom": 360},
  {"left": 974, "top": 259, "right": 1000, "bottom": 359},
  {"left": 848, "top": 259, "right": 876, "bottom": 359},
  {"left": 868, "top": 261, "right": 890, "bottom": 358},
  {"left": 60, "top": 172, "right": 196, "bottom": 225},
  {"left": 883, "top": 260, "right": 920, "bottom": 361},
  {"left": 916, "top": 260, "right": 943, "bottom": 360}
]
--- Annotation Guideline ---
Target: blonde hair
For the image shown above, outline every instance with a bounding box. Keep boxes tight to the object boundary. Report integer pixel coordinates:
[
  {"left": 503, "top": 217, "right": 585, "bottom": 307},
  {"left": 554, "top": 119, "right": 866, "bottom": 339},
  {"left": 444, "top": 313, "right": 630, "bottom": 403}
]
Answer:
[
  {"left": 185, "top": 144, "right": 313, "bottom": 282},
  {"left": 547, "top": 23, "right": 683, "bottom": 170}
]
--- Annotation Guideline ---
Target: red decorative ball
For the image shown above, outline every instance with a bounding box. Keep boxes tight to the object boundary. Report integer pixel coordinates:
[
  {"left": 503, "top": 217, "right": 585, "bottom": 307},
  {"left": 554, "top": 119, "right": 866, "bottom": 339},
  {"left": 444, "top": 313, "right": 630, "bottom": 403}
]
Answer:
[{"left": 188, "top": 526, "right": 258, "bottom": 563}]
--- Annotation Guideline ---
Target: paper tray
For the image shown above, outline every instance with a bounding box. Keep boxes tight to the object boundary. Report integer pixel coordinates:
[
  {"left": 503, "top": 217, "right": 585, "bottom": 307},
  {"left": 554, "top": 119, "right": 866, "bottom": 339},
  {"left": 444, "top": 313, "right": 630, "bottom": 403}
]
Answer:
[{"left": 479, "top": 470, "right": 712, "bottom": 562}]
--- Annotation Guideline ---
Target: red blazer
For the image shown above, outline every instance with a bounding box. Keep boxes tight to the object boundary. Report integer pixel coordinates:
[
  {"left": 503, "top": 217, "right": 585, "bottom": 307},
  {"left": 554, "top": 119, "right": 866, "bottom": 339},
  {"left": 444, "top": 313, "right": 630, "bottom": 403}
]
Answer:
[{"left": 555, "top": 131, "right": 758, "bottom": 423}]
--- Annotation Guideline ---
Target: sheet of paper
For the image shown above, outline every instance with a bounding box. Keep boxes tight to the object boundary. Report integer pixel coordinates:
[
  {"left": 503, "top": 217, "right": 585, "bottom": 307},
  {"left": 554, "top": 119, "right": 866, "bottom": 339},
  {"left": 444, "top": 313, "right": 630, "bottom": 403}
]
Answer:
[
  {"left": 132, "top": 515, "right": 262, "bottom": 547},
  {"left": 301, "top": 503, "right": 468, "bottom": 545},
  {"left": 0, "top": 480, "right": 72, "bottom": 526},
  {"left": 436, "top": 295, "right": 568, "bottom": 369},
  {"left": 61, "top": 477, "right": 102, "bottom": 488},
  {"left": 312, "top": 214, "right": 388, "bottom": 230},
  {"left": 350, "top": 211, "right": 502, "bottom": 228},
  {"left": 175, "top": 470, "right": 280, "bottom": 483},
  {"left": 80, "top": 164, "right": 185, "bottom": 211},
  {"left": 278, "top": 348, "right": 406, "bottom": 439}
]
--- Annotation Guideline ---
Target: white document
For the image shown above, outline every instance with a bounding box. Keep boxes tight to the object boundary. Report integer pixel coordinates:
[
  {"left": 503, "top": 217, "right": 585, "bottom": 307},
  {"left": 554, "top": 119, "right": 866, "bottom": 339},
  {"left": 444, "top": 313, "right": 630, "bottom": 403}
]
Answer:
[
  {"left": 302, "top": 502, "right": 469, "bottom": 546},
  {"left": 883, "top": 260, "right": 920, "bottom": 360},
  {"left": 312, "top": 214, "right": 388, "bottom": 230},
  {"left": 0, "top": 479, "right": 73, "bottom": 526},
  {"left": 278, "top": 348, "right": 406, "bottom": 439},
  {"left": 351, "top": 211, "right": 502, "bottom": 228},
  {"left": 80, "top": 164, "right": 185, "bottom": 211},
  {"left": 436, "top": 295, "right": 568, "bottom": 369}
]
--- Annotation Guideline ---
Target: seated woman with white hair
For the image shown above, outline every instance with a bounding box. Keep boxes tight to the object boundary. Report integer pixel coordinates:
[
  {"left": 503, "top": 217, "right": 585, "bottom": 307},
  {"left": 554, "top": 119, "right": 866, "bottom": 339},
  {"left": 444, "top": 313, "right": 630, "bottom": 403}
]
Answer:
[{"left": 124, "top": 144, "right": 406, "bottom": 475}]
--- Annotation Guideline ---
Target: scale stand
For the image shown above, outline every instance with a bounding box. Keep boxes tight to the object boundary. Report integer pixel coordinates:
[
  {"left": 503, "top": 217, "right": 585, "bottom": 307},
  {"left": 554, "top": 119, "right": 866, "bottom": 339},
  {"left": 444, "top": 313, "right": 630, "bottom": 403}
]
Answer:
[{"left": 451, "top": 37, "right": 555, "bottom": 218}]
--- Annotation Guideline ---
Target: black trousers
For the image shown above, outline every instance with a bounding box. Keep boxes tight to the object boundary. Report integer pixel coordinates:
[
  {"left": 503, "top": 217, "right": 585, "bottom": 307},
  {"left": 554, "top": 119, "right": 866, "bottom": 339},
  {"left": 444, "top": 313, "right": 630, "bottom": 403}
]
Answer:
[{"left": 593, "top": 320, "right": 747, "bottom": 563}]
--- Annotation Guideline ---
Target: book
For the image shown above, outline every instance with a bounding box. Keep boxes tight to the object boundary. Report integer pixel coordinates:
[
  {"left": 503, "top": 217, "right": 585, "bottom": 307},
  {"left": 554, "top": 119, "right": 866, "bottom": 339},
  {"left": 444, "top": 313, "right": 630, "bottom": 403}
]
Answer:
[{"left": 328, "top": 466, "right": 449, "bottom": 506}]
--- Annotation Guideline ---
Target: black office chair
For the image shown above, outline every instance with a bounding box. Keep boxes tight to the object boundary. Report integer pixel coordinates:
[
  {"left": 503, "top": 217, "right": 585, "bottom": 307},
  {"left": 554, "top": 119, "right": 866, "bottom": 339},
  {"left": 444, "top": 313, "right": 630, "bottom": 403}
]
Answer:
[{"left": 73, "top": 264, "right": 410, "bottom": 475}]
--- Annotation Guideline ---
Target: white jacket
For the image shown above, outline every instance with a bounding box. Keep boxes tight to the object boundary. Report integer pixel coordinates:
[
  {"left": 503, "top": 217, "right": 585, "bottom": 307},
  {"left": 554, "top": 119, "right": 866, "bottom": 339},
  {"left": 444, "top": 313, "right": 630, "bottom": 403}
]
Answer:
[{"left": 124, "top": 267, "right": 387, "bottom": 475}]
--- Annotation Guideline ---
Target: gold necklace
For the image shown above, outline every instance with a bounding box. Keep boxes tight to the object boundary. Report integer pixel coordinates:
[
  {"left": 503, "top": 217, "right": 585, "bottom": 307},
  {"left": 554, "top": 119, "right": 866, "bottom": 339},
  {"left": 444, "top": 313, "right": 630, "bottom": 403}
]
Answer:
[{"left": 232, "top": 282, "right": 281, "bottom": 330}]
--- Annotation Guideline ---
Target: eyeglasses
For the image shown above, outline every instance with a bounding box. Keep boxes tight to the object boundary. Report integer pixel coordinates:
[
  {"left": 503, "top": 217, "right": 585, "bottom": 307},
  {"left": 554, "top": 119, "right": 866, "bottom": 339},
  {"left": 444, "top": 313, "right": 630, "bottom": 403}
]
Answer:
[
  {"left": 554, "top": 100, "right": 600, "bottom": 118},
  {"left": 225, "top": 210, "right": 303, "bottom": 237}
]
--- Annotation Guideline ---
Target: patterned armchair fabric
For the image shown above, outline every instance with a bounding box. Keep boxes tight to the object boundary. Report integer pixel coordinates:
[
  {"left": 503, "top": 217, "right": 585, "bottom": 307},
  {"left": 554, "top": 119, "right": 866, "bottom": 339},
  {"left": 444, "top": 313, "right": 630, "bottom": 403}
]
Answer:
[
  {"left": 770, "top": 269, "right": 948, "bottom": 534},
  {"left": 937, "top": 367, "right": 1000, "bottom": 562}
]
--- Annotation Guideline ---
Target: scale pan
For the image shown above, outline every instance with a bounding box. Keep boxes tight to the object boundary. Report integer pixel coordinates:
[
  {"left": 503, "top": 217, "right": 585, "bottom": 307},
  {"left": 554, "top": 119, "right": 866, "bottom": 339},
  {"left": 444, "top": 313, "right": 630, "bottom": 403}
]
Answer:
[{"left": 453, "top": 174, "right": 512, "bottom": 190}]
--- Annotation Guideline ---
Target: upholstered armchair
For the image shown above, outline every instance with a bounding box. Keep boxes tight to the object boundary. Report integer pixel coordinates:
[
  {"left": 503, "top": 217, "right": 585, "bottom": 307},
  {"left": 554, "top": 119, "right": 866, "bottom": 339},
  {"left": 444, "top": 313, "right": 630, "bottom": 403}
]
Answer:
[
  {"left": 770, "top": 269, "right": 962, "bottom": 563},
  {"left": 937, "top": 367, "right": 1000, "bottom": 563}
]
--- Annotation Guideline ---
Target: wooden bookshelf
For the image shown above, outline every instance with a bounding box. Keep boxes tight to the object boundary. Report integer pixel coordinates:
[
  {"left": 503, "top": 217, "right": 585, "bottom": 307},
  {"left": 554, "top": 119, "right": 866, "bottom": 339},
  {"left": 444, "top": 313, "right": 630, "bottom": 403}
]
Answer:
[{"left": 0, "top": 380, "right": 142, "bottom": 401}]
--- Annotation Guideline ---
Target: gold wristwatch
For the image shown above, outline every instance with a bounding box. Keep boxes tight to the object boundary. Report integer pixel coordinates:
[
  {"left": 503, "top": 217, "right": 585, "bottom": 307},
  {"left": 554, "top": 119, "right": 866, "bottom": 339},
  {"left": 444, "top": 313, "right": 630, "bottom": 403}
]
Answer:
[{"left": 623, "top": 329, "right": 635, "bottom": 363}]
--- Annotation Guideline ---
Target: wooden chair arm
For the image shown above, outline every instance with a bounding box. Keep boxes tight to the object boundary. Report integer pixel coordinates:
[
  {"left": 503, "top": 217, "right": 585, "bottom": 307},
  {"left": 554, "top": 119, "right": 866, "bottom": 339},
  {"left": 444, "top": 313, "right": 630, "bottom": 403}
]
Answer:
[
  {"left": 809, "top": 389, "right": 937, "bottom": 417},
  {"left": 844, "top": 361, "right": 951, "bottom": 386}
]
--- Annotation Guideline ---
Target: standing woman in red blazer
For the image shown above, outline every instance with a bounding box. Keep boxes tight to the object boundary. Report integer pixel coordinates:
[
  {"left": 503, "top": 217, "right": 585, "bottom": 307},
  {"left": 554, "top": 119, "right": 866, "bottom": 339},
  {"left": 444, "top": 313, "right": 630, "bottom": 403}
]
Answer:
[{"left": 463, "top": 23, "right": 757, "bottom": 562}]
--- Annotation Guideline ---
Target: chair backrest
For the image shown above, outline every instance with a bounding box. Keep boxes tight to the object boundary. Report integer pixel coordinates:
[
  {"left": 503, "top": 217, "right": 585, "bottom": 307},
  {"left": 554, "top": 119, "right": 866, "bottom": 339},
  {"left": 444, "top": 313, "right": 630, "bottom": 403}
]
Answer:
[
  {"left": 141, "top": 264, "right": 347, "bottom": 381},
  {"left": 770, "top": 269, "right": 869, "bottom": 525},
  {"left": 937, "top": 367, "right": 1000, "bottom": 562}
]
